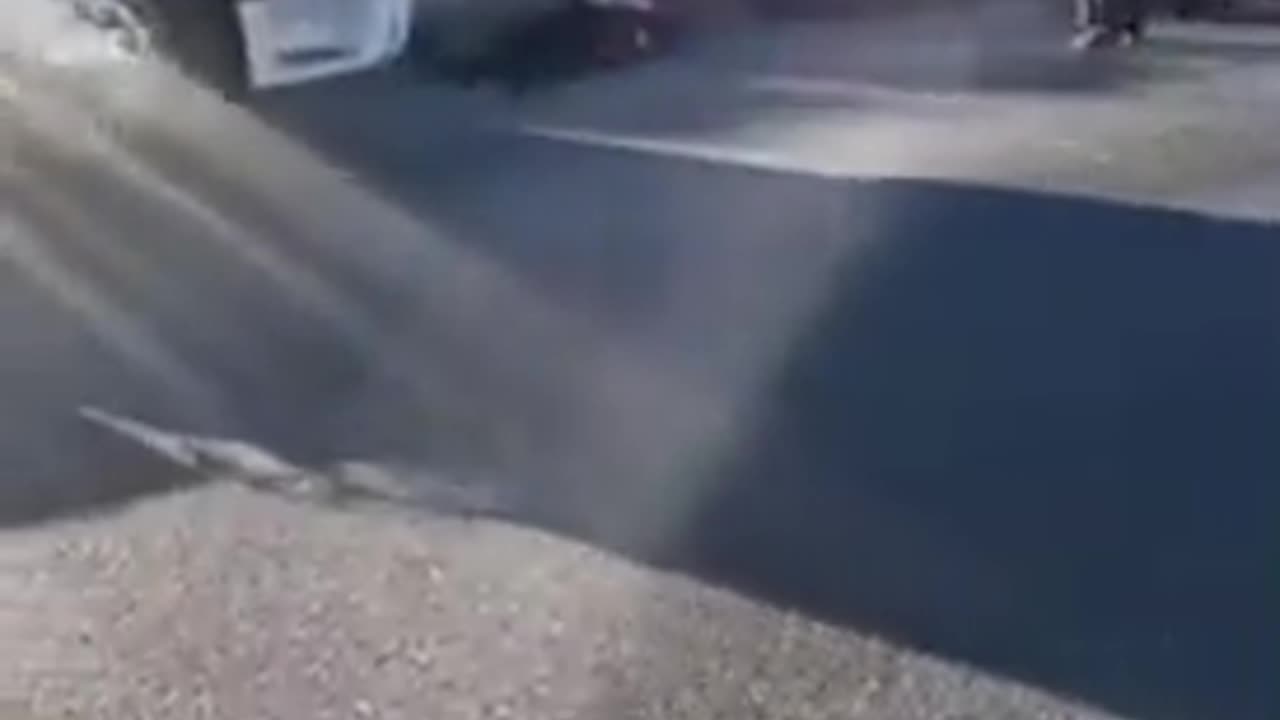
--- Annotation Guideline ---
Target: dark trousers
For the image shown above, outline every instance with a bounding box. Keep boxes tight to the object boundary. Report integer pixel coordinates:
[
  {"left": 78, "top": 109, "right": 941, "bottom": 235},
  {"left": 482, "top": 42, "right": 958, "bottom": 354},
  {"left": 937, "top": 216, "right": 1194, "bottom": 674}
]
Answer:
[{"left": 1074, "top": 0, "right": 1147, "bottom": 28}]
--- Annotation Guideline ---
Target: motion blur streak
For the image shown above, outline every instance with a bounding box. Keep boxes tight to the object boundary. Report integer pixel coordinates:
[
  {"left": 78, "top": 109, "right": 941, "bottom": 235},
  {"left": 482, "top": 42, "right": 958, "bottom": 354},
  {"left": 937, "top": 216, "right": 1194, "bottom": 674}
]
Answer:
[
  {"left": 0, "top": 1, "right": 696, "bottom": 515},
  {"left": 0, "top": 211, "right": 221, "bottom": 421},
  {"left": 0, "top": 0, "right": 951, "bottom": 564}
]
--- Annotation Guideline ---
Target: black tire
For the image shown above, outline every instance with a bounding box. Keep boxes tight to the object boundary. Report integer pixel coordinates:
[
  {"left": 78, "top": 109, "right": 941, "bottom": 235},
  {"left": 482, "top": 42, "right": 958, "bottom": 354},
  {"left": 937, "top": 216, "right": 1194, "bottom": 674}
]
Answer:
[{"left": 73, "top": 0, "right": 249, "bottom": 98}]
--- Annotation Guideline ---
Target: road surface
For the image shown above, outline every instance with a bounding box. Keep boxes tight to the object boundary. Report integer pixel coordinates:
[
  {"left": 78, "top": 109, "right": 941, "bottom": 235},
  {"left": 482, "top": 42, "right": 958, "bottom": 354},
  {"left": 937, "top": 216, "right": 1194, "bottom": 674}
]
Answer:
[{"left": 0, "top": 3, "right": 1276, "bottom": 719}]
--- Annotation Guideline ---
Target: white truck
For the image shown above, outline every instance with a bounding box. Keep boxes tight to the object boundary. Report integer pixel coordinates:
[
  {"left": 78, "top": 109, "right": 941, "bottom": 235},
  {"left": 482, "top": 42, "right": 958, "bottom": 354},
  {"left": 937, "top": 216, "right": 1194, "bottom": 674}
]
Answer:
[{"left": 70, "top": 0, "right": 413, "bottom": 93}]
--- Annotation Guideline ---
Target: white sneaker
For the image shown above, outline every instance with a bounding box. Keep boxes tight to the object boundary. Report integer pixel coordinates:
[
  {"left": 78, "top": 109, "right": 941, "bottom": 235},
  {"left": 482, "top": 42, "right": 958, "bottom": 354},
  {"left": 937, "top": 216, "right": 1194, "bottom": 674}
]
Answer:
[{"left": 1071, "top": 25, "right": 1136, "bottom": 51}]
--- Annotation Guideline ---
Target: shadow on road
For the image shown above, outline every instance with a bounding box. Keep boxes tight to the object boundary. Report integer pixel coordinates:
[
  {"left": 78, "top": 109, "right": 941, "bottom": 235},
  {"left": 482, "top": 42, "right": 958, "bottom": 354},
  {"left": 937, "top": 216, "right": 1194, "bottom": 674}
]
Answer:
[{"left": 645, "top": 179, "right": 1278, "bottom": 720}]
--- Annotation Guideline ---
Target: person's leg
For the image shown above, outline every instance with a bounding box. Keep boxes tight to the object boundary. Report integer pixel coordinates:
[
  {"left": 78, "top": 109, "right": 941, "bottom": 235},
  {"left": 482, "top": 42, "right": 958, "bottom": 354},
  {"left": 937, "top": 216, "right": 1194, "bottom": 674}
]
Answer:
[
  {"left": 1074, "top": 0, "right": 1102, "bottom": 28},
  {"left": 1118, "top": 0, "right": 1148, "bottom": 38},
  {"left": 1073, "top": 0, "right": 1145, "bottom": 48},
  {"left": 1074, "top": 0, "right": 1116, "bottom": 48}
]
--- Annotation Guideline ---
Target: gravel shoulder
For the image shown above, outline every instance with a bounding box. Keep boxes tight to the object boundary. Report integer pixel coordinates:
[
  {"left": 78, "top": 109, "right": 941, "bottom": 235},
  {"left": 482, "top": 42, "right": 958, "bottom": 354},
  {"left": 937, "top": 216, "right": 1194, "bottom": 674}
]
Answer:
[{"left": 2, "top": 481, "right": 1121, "bottom": 720}]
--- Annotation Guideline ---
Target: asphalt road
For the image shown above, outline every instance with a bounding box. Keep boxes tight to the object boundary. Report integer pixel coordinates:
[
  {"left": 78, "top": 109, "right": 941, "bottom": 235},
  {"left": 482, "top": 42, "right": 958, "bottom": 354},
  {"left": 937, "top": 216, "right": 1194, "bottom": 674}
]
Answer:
[{"left": 1, "top": 4, "right": 1278, "bottom": 719}]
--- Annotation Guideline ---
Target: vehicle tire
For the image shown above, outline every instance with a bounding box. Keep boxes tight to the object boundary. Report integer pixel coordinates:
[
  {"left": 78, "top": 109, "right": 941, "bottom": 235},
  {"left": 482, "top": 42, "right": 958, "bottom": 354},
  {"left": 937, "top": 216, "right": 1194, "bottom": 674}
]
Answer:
[{"left": 71, "top": 0, "right": 249, "bottom": 98}]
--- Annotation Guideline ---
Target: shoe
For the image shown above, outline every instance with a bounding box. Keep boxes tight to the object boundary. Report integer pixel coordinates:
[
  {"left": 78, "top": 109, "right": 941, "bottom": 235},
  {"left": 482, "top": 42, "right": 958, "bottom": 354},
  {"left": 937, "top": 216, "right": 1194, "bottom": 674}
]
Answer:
[
  {"left": 1122, "top": 20, "right": 1146, "bottom": 43},
  {"left": 1072, "top": 25, "right": 1120, "bottom": 50},
  {"left": 1071, "top": 24, "right": 1142, "bottom": 51}
]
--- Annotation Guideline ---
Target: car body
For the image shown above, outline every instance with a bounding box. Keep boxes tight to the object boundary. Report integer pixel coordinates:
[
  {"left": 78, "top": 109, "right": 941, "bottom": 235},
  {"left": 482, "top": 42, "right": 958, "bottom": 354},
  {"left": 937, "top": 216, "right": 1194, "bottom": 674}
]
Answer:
[
  {"left": 235, "top": 0, "right": 413, "bottom": 89},
  {"left": 69, "top": 0, "right": 412, "bottom": 92}
]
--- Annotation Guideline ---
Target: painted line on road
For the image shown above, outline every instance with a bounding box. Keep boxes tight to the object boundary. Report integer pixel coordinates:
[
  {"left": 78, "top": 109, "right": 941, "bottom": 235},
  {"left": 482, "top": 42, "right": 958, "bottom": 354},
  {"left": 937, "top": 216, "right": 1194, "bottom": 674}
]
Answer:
[
  {"left": 513, "top": 123, "right": 853, "bottom": 179},
  {"left": 738, "top": 73, "right": 969, "bottom": 107}
]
